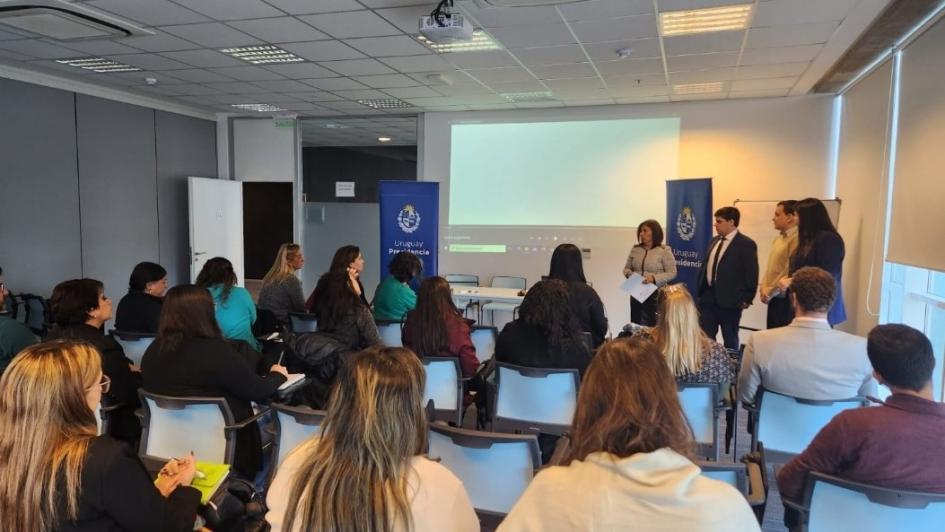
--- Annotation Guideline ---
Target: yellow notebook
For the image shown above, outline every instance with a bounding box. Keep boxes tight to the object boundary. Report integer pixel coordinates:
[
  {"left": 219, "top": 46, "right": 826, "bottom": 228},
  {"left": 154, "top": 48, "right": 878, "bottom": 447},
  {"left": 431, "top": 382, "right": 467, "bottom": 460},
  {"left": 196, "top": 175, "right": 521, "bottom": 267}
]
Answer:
[{"left": 190, "top": 462, "right": 230, "bottom": 504}]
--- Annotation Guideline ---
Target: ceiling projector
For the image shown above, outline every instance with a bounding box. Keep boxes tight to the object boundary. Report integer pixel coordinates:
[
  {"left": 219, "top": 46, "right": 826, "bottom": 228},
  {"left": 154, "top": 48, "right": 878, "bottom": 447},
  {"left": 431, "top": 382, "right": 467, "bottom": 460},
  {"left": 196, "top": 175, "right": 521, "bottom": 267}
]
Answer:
[{"left": 419, "top": 12, "right": 473, "bottom": 43}]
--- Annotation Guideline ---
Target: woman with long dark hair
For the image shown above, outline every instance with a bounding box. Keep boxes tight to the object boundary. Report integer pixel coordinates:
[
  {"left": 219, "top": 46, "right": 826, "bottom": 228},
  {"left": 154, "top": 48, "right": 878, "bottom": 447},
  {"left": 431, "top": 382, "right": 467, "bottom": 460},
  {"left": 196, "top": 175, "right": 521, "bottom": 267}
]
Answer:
[
  {"left": 196, "top": 257, "right": 260, "bottom": 350},
  {"left": 623, "top": 219, "right": 677, "bottom": 326},
  {"left": 0, "top": 341, "right": 200, "bottom": 532},
  {"left": 777, "top": 198, "right": 846, "bottom": 325},
  {"left": 310, "top": 271, "right": 381, "bottom": 350},
  {"left": 266, "top": 346, "right": 478, "bottom": 532},
  {"left": 141, "top": 285, "right": 287, "bottom": 479},
  {"left": 115, "top": 261, "right": 167, "bottom": 333},
  {"left": 548, "top": 243, "right": 608, "bottom": 347},
  {"left": 495, "top": 279, "right": 591, "bottom": 375},
  {"left": 498, "top": 338, "right": 759, "bottom": 531},
  {"left": 306, "top": 245, "right": 368, "bottom": 311},
  {"left": 403, "top": 276, "right": 477, "bottom": 377}
]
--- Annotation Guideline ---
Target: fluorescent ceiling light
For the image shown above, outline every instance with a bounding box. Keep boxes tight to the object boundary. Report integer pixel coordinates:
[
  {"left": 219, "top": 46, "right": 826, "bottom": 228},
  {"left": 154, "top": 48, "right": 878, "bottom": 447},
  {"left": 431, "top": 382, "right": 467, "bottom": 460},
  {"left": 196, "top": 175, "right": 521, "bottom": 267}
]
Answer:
[
  {"left": 659, "top": 4, "right": 753, "bottom": 37},
  {"left": 231, "top": 103, "right": 286, "bottom": 112},
  {"left": 220, "top": 45, "right": 304, "bottom": 65},
  {"left": 672, "top": 82, "right": 725, "bottom": 94},
  {"left": 501, "top": 91, "right": 556, "bottom": 103},
  {"left": 55, "top": 57, "right": 140, "bottom": 72},
  {"left": 378, "top": 136, "right": 392, "bottom": 142},
  {"left": 417, "top": 29, "right": 501, "bottom": 53},
  {"left": 358, "top": 98, "right": 413, "bottom": 110}
]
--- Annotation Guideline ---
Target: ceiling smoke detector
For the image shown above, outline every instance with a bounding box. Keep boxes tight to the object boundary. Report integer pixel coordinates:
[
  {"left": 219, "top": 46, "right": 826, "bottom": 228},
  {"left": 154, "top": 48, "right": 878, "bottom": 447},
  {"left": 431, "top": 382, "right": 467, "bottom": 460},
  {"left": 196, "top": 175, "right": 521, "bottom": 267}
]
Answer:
[{"left": 0, "top": 0, "right": 152, "bottom": 40}]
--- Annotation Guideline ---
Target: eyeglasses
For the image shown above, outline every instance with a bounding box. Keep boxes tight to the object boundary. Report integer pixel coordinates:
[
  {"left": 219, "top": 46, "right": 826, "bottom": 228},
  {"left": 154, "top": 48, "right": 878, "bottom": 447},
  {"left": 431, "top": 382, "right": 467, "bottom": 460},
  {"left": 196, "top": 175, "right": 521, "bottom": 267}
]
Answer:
[{"left": 97, "top": 375, "right": 111, "bottom": 394}]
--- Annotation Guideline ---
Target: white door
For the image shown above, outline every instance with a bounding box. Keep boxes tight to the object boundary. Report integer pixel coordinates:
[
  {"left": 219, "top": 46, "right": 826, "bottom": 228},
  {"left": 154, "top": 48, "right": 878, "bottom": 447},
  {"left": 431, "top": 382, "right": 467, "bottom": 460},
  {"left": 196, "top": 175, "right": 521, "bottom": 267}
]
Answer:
[{"left": 188, "top": 177, "right": 245, "bottom": 284}]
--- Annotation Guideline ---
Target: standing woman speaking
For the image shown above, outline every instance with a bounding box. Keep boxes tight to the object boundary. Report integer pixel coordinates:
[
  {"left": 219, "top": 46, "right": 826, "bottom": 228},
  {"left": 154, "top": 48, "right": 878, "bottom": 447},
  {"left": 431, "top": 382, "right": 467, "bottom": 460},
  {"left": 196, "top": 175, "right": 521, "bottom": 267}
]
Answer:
[{"left": 623, "top": 220, "right": 677, "bottom": 326}]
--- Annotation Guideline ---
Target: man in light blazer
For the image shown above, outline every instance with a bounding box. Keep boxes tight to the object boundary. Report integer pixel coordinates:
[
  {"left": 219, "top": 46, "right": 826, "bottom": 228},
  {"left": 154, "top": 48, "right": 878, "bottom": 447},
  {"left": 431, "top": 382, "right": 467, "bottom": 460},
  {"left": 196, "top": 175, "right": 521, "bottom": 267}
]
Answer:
[
  {"left": 738, "top": 266, "right": 876, "bottom": 404},
  {"left": 697, "top": 206, "right": 759, "bottom": 350}
]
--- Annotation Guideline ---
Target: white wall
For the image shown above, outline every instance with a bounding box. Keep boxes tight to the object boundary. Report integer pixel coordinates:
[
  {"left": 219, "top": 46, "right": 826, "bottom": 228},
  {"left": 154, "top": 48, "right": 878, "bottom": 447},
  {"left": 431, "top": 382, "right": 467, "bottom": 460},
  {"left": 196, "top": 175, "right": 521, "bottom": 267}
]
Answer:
[
  {"left": 422, "top": 95, "right": 834, "bottom": 334},
  {"left": 232, "top": 117, "right": 297, "bottom": 183}
]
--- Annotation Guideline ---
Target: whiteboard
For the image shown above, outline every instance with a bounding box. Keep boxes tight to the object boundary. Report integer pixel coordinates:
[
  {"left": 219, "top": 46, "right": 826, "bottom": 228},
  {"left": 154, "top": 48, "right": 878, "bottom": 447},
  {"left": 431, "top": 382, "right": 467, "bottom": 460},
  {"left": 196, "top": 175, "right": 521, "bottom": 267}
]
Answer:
[{"left": 732, "top": 199, "right": 841, "bottom": 331}]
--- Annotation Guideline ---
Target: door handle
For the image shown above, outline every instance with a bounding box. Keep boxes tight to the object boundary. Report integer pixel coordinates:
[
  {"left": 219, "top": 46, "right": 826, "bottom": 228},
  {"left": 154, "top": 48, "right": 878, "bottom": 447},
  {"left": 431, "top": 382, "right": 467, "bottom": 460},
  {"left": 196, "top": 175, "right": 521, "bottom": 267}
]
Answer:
[{"left": 193, "top": 251, "right": 207, "bottom": 256}]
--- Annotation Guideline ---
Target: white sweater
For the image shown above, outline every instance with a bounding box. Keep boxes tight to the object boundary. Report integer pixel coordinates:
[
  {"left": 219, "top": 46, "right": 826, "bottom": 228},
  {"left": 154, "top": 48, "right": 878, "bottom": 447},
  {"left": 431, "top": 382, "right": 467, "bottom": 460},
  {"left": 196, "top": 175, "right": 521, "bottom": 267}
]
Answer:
[
  {"left": 266, "top": 439, "right": 479, "bottom": 532},
  {"left": 498, "top": 448, "right": 761, "bottom": 532}
]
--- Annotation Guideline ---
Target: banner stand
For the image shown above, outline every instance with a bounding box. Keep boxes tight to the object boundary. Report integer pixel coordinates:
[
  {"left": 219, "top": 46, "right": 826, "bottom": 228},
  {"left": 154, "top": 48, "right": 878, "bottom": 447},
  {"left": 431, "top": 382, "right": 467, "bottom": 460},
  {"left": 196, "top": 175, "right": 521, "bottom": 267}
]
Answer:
[
  {"left": 666, "top": 178, "right": 713, "bottom": 297},
  {"left": 378, "top": 181, "right": 439, "bottom": 283}
]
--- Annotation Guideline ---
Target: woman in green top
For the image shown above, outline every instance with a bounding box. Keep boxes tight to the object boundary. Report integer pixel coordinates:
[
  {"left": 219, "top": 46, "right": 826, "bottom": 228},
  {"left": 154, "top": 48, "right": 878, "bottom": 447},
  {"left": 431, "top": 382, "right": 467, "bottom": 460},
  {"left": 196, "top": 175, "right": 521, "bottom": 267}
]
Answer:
[
  {"left": 196, "top": 257, "right": 260, "bottom": 351},
  {"left": 372, "top": 251, "right": 422, "bottom": 322}
]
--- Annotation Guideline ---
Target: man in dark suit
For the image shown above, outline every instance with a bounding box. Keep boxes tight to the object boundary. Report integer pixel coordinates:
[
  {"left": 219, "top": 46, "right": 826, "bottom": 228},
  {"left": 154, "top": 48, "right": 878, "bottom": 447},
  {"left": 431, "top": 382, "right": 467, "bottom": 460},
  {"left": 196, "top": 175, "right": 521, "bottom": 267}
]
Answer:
[{"left": 697, "top": 206, "right": 759, "bottom": 350}]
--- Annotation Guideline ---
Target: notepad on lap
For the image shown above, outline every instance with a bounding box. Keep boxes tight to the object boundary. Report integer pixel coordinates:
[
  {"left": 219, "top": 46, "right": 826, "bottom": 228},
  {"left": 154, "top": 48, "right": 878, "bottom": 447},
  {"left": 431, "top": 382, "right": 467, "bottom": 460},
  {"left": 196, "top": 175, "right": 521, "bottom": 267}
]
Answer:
[
  {"left": 191, "top": 462, "right": 230, "bottom": 504},
  {"left": 278, "top": 373, "right": 306, "bottom": 391}
]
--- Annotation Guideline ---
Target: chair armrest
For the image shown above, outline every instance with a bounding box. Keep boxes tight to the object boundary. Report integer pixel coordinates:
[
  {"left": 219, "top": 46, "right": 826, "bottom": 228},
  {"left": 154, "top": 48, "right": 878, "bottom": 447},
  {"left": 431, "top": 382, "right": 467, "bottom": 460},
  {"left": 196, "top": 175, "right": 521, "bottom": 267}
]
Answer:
[
  {"left": 746, "top": 462, "right": 766, "bottom": 506},
  {"left": 225, "top": 407, "right": 271, "bottom": 430},
  {"left": 100, "top": 402, "right": 126, "bottom": 414},
  {"left": 134, "top": 408, "right": 144, "bottom": 420},
  {"left": 781, "top": 496, "right": 807, "bottom": 513}
]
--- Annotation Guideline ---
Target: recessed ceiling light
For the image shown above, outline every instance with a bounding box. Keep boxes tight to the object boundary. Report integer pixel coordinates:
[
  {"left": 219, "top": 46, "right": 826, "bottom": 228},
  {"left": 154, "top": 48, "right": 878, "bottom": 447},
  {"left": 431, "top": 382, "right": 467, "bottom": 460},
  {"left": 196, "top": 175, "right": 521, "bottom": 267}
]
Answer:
[
  {"left": 659, "top": 4, "right": 753, "bottom": 37},
  {"left": 231, "top": 103, "right": 286, "bottom": 112},
  {"left": 220, "top": 45, "right": 304, "bottom": 65},
  {"left": 417, "top": 29, "right": 502, "bottom": 53},
  {"left": 672, "top": 82, "right": 725, "bottom": 94},
  {"left": 501, "top": 91, "right": 556, "bottom": 103},
  {"left": 55, "top": 57, "right": 140, "bottom": 73},
  {"left": 378, "top": 136, "right": 392, "bottom": 142},
  {"left": 358, "top": 98, "right": 413, "bottom": 110}
]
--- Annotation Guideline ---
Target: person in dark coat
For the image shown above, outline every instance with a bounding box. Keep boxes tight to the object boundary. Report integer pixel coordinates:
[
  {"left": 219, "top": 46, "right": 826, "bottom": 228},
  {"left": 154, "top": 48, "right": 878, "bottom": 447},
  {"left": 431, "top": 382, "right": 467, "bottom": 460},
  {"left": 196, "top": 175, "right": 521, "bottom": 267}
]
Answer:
[
  {"left": 548, "top": 243, "right": 609, "bottom": 347},
  {"left": 115, "top": 261, "right": 167, "bottom": 333}
]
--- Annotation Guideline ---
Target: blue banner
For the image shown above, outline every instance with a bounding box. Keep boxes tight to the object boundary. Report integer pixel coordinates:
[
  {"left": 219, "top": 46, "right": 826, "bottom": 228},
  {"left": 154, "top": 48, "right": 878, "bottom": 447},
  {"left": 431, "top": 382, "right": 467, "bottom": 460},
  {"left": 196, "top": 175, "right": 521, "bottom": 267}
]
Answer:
[
  {"left": 378, "top": 181, "right": 439, "bottom": 283},
  {"left": 666, "top": 178, "right": 713, "bottom": 297}
]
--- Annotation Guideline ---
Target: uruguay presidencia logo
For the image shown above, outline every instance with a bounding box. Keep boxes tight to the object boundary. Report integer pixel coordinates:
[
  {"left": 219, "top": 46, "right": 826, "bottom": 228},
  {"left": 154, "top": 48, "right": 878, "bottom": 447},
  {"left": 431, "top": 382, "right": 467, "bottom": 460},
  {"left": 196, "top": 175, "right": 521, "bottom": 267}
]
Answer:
[
  {"left": 676, "top": 206, "right": 696, "bottom": 241},
  {"left": 397, "top": 204, "right": 421, "bottom": 234}
]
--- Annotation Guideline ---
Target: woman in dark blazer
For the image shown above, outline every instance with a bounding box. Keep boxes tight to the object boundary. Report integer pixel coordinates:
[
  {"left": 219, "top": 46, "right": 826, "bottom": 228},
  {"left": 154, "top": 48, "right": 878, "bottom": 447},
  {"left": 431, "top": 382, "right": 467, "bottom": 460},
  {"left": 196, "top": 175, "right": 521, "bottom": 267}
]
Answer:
[
  {"left": 0, "top": 341, "right": 200, "bottom": 532},
  {"left": 141, "top": 284, "right": 288, "bottom": 479},
  {"left": 115, "top": 261, "right": 167, "bottom": 333},
  {"left": 779, "top": 198, "right": 846, "bottom": 325},
  {"left": 548, "top": 243, "right": 608, "bottom": 347},
  {"left": 46, "top": 278, "right": 142, "bottom": 445}
]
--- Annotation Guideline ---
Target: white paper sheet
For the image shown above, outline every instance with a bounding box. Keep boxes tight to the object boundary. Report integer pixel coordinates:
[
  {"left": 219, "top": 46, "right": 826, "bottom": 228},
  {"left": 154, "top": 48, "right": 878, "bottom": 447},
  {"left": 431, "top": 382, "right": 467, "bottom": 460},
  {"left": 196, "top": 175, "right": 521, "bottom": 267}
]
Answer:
[{"left": 620, "top": 273, "right": 659, "bottom": 303}]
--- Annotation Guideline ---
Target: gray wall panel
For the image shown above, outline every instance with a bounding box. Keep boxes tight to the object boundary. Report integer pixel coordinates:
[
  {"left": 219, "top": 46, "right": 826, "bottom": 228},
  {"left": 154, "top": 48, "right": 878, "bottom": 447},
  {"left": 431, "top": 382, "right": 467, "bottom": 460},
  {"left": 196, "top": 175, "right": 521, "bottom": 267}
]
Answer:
[
  {"left": 0, "top": 78, "right": 81, "bottom": 296},
  {"left": 155, "top": 111, "right": 217, "bottom": 286},
  {"left": 76, "top": 95, "right": 159, "bottom": 298}
]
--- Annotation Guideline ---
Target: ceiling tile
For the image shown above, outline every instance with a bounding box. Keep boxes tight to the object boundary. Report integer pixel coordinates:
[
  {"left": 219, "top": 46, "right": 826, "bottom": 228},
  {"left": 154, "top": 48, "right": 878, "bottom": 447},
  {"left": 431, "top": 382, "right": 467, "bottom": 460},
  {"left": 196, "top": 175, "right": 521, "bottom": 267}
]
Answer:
[
  {"left": 118, "top": 31, "right": 200, "bottom": 52},
  {"left": 558, "top": 0, "right": 654, "bottom": 21},
  {"left": 164, "top": 68, "right": 235, "bottom": 83},
  {"left": 251, "top": 79, "right": 314, "bottom": 91},
  {"left": 280, "top": 40, "right": 365, "bottom": 61},
  {"left": 287, "top": 91, "right": 344, "bottom": 102},
  {"left": 606, "top": 72, "right": 667, "bottom": 87},
  {"left": 333, "top": 88, "right": 391, "bottom": 100},
  {"left": 0, "top": 39, "right": 81, "bottom": 59},
  {"left": 378, "top": 54, "right": 455, "bottom": 72},
  {"left": 668, "top": 68, "right": 736, "bottom": 84},
  {"left": 160, "top": 22, "right": 261, "bottom": 48},
  {"left": 374, "top": 5, "right": 429, "bottom": 33},
  {"left": 344, "top": 35, "right": 431, "bottom": 57},
  {"left": 227, "top": 17, "right": 330, "bottom": 43},
  {"left": 60, "top": 40, "right": 142, "bottom": 56},
  {"left": 666, "top": 52, "right": 737, "bottom": 71},
  {"left": 662, "top": 32, "right": 744, "bottom": 56},
  {"left": 381, "top": 85, "right": 443, "bottom": 98},
  {"left": 730, "top": 76, "right": 798, "bottom": 91},
  {"left": 27, "top": 58, "right": 92, "bottom": 74},
  {"left": 300, "top": 11, "right": 401, "bottom": 39},
  {"left": 203, "top": 81, "right": 268, "bottom": 93},
  {"left": 109, "top": 69, "right": 186, "bottom": 84},
  {"left": 263, "top": 62, "right": 339, "bottom": 78},
  {"left": 570, "top": 14, "right": 658, "bottom": 43},
  {"left": 263, "top": 0, "right": 364, "bottom": 15},
  {"left": 319, "top": 58, "right": 396, "bottom": 76},
  {"left": 167, "top": 83, "right": 223, "bottom": 95},
  {"left": 729, "top": 87, "right": 791, "bottom": 98},
  {"left": 441, "top": 50, "right": 518, "bottom": 69},
  {"left": 752, "top": 0, "right": 858, "bottom": 26},
  {"left": 488, "top": 24, "right": 576, "bottom": 49},
  {"left": 529, "top": 62, "right": 597, "bottom": 80},
  {"left": 278, "top": 102, "right": 326, "bottom": 110},
  {"left": 359, "top": 0, "right": 432, "bottom": 7},
  {"left": 560, "top": 98, "right": 616, "bottom": 106},
  {"left": 739, "top": 44, "right": 822, "bottom": 65},
  {"left": 657, "top": 0, "right": 750, "bottom": 10},
  {"left": 485, "top": 80, "right": 546, "bottom": 93},
  {"left": 433, "top": 84, "right": 492, "bottom": 96},
  {"left": 87, "top": 0, "right": 211, "bottom": 26},
  {"left": 595, "top": 58, "right": 664, "bottom": 78},
  {"left": 402, "top": 96, "right": 451, "bottom": 106},
  {"left": 583, "top": 38, "right": 661, "bottom": 61},
  {"left": 511, "top": 45, "right": 587, "bottom": 66},
  {"left": 352, "top": 73, "right": 420, "bottom": 88},
  {"left": 609, "top": 84, "right": 669, "bottom": 98},
  {"left": 614, "top": 95, "right": 670, "bottom": 104},
  {"left": 301, "top": 77, "right": 369, "bottom": 90},
  {"left": 735, "top": 61, "right": 810, "bottom": 80},
  {"left": 746, "top": 22, "right": 839, "bottom": 49},
  {"left": 465, "top": 66, "right": 535, "bottom": 84},
  {"left": 160, "top": 49, "right": 246, "bottom": 68},
  {"left": 671, "top": 92, "right": 722, "bottom": 102},
  {"left": 406, "top": 71, "right": 480, "bottom": 86},
  {"left": 463, "top": 5, "right": 563, "bottom": 28},
  {"left": 171, "top": 0, "right": 284, "bottom": 21},
  {"left": 543, "top": 77, "right": 605, "bottom": 91},
  {"left": 109, "top": 53, "right": 193, "bottom": 70},
  {"left": 209, "top": 65, "right": 286, "bottom": 81}
]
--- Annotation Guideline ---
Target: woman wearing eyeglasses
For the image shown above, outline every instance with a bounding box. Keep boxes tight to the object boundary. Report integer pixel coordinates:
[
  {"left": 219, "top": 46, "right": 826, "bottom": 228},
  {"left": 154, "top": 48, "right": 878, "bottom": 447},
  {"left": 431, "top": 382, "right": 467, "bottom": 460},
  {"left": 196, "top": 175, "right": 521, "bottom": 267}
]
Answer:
[{"left": 0, "top": 341, "right": 201, "bottom": 532}]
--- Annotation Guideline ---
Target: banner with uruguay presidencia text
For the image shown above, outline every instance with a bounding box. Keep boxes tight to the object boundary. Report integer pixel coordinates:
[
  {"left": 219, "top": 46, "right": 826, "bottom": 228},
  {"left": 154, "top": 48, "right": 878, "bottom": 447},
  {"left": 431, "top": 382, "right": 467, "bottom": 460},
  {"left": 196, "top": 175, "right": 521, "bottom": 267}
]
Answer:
[
  {"left": 666, "top": 178, "right": 713, "bottom": 297},
  {"left": 378, "top": 181, "right": 439, "bottom": 283}
]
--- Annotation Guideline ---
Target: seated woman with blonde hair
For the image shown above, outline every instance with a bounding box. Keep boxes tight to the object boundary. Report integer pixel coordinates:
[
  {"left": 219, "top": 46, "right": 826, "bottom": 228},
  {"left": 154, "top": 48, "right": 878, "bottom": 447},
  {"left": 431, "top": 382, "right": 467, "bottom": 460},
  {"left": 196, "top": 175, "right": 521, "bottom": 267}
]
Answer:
[
  {"left": 0, "top": 341, "right": 200, "bottom": 532},
  {"left": 498, "top": 338, "right": 759, "bottom": 531},
  {"left": 266, "top": 345, "right": 478, "bottom": 532},
  {"left": 258, "top": 243, "right": 306, "bottom": 325}
]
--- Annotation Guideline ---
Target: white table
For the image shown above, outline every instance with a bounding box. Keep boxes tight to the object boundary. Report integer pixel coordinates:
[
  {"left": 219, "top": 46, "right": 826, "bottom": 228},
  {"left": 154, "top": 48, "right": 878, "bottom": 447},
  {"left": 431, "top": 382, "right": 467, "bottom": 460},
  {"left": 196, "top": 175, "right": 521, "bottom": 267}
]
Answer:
[{"left": 451, "top": 286, "right": 524, "bottom": 306}]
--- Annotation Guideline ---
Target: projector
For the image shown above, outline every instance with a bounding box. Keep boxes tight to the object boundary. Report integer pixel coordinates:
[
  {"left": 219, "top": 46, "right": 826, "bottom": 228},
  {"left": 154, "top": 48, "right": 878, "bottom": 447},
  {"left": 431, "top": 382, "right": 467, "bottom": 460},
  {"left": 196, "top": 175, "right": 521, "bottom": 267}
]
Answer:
[{"left": 419, "top": 13, "right": 474, "bottom": 43}]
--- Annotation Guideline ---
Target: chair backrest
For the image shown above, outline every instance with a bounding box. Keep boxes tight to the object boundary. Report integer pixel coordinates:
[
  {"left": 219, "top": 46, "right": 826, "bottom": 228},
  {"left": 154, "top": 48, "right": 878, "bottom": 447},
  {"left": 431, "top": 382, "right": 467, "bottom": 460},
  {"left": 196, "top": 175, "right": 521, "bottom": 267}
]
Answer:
[
  {"left": 444, "top": 274, "right": 479, "bottom": 287},
  {"left": 427, "top": 424, "right": 540, "bottom": 515},
  {"left": 375, "top": 320, "right": 403, "bottom": 347},
  {"left": 138, "top": 390, "right": 237, "bottom": 465},
  {"left": 755, "top": 388, "right": 866, "bottom": 462},
  {"left": 109, "top": 330, "right": 156, "bottom": 367},
  {"left": 678, "top": 383, "right": 721, "bottom": 460},
  {"left": 493, "top": 363, "right": 579, "bottom": 435},
  {"left": 470, "top": 326, "right": 498, "bottom": 364},
  {"left": 699, "top": 462, "right": 748, "bottom": 495},
  {"left": 805, "top": 472, "right": 945, "bottom": 532},
  {"left": 491, "top": 276, "right": 526, "bottom": 289},
  {"left": 288, "top": 312, "right": 318, "bottom": 334},
  {"left": 20, "top": 294, "right": 49, "bottom": 337},
  {"left": 422, "top": 357, "right": 464, "bottom": 425},
  {"left": 271, "top": 403, "right": 325, "bottom": 467}
]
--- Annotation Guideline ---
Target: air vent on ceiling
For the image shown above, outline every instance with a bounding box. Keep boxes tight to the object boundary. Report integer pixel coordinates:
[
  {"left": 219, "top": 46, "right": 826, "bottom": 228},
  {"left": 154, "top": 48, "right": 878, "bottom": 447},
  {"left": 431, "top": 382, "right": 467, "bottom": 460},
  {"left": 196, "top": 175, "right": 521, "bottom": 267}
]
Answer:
[{"left": 0, "top": 0, "right": 152, "bottom": 41}]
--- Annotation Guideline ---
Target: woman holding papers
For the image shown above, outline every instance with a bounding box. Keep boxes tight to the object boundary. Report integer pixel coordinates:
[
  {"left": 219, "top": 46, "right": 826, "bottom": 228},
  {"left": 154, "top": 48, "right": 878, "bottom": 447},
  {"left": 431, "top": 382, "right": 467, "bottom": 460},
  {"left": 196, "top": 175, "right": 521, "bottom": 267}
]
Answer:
[
  {"left": 622, "top": 220, "right": 677, "bottom": 326},
  {"left": 0, "top": 341, "right": 201, "bottom": 532}
]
